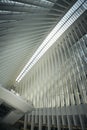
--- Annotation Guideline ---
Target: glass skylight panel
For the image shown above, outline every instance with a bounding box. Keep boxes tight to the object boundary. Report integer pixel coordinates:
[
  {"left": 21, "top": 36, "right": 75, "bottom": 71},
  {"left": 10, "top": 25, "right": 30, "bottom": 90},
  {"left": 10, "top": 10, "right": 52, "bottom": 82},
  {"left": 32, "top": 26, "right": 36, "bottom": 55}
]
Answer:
[
  {"left": 83, "top": 0, "right": 87, "bottom": 9},
  {"left": 16, "top": 0, "right": 87, "bottom": 82}
]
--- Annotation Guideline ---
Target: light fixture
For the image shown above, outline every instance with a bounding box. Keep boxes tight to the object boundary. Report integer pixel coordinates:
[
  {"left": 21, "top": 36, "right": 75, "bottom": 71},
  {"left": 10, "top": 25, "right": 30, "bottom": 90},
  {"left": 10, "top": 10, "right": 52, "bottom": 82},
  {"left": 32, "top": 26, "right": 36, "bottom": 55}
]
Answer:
[{"left": 16, "top": 0, "right": 86, "bottom": 82}]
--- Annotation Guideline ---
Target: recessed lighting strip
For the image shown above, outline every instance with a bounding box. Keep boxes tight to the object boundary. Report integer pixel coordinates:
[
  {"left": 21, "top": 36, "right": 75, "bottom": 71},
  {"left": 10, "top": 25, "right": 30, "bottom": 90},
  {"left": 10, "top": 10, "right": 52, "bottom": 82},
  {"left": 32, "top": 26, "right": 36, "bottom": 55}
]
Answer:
[{"left": 16, "top": 0, "right": 87, "bottom": 82}]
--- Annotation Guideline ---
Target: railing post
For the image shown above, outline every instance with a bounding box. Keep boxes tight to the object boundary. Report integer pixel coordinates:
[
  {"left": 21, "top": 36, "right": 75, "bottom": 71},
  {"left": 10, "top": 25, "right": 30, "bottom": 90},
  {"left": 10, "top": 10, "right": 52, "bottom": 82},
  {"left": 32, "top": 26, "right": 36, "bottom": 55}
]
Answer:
[{"left": 24, "top": 113, "right": 28, "bottom": 130}]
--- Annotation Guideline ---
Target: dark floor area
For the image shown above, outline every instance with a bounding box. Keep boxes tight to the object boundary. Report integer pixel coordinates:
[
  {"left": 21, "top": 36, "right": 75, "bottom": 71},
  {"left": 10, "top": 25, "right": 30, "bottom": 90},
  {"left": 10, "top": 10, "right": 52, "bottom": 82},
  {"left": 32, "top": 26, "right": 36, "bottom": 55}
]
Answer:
[{"left": 0, "top": 123, "right": 19, "bottom": 130}]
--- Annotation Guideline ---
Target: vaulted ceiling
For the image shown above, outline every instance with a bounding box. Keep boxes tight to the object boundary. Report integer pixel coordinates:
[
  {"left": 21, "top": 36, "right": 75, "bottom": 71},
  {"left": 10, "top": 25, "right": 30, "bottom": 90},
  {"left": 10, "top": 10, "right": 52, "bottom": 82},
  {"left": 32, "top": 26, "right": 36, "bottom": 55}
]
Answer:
[{"left": 0, "top": 0, "right": 76, "bottom": 88}]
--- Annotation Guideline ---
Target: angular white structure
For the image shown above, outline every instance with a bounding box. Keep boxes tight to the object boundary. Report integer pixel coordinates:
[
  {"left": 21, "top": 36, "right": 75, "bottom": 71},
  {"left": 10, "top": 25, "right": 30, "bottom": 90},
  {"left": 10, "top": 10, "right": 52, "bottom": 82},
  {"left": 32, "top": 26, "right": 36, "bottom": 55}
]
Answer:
[
  {"left": 0, "top": 0, "right": 87, "bottom": 130},
  {"left": 0, "top": 85, "right": 34, "bottom": 124}
]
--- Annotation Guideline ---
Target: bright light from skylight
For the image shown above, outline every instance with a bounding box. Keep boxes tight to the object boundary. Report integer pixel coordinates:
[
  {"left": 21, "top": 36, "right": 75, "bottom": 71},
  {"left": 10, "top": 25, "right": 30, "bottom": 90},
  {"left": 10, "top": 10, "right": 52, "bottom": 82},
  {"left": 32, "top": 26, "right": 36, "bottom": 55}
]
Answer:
[{"left": 16, "top": 0, "right": 86, "bottom": 82}]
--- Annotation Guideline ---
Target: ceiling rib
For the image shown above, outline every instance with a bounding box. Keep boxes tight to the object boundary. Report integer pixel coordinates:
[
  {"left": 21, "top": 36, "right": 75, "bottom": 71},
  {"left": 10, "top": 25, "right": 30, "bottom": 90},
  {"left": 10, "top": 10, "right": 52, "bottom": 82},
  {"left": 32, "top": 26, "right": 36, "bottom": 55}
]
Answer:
[{"left": 0, "top": 0, "right": 77, "bottom": 87}]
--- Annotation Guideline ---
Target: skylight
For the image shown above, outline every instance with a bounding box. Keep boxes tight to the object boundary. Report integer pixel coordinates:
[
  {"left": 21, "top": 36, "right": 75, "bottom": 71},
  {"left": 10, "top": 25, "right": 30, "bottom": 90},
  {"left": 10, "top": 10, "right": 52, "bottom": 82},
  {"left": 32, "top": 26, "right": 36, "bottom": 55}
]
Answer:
[{"left": 16, "top": 0, "right": 86, "bottom": 82}]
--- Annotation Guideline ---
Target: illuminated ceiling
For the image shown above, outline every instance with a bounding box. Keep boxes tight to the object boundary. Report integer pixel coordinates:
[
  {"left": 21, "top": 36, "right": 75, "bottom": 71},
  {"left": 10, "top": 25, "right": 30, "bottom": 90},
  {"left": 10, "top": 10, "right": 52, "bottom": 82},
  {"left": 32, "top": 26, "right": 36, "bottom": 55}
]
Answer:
[
  {"left": 1, "top": 0, "right": 87, "bottom": 109},
  {"left": 0, "top": 0, "right": 76, "bottom": 87}
]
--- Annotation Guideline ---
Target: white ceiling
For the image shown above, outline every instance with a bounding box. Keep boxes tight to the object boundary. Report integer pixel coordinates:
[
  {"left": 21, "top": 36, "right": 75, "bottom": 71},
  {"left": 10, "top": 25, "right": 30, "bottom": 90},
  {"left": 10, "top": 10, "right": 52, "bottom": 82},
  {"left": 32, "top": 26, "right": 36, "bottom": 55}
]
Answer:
[{"left": 0, "top": 0, "right": 76, "bottom": 87}]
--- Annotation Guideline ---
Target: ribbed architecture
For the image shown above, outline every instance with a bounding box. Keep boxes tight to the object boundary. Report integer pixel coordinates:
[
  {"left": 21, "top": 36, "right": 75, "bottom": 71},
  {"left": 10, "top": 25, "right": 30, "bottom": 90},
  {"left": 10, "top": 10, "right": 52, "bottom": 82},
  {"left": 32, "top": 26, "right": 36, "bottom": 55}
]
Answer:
[
  {"left": 0, "top": 0, "right": 87, "bottom": 130},
  {"left": 0, "top": 0, "right": 75, "bottom": 87}
]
